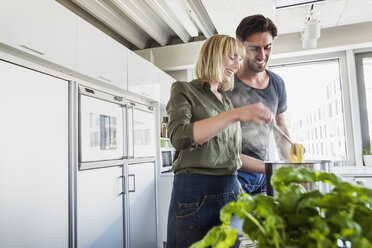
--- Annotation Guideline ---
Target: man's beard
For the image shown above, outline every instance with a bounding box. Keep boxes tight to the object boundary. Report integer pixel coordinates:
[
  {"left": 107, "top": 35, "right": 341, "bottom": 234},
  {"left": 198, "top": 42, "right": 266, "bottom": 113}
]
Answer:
[{"left": 247, "top": 58, "right": 267, "bottom": 72}]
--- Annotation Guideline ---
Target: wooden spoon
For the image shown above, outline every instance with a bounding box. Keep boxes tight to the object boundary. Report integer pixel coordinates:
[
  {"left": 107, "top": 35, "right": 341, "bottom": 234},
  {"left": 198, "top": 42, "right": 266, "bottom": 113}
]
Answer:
[{"left": 273, "top": 123, "right": 305, "bottom": 155}]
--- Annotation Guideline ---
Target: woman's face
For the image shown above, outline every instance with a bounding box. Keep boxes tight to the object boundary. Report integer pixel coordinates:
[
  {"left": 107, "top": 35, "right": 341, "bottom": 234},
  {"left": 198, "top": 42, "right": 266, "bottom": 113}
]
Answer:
[{"left": 222, "top": 53, "right": 242, "bottom": 82}]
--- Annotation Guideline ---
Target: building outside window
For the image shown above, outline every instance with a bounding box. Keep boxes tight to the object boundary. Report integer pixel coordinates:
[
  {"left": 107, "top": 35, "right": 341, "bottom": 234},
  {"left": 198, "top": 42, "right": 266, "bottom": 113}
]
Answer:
[{"left": 269, "top": 58, "right": 349, "bottom": 163}]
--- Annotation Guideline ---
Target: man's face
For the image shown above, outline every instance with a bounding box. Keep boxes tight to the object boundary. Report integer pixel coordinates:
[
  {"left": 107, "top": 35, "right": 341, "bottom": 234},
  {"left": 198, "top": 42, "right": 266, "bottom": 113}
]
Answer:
[{"left": 243, "top": 31, "right": 273, "bottom": 73}]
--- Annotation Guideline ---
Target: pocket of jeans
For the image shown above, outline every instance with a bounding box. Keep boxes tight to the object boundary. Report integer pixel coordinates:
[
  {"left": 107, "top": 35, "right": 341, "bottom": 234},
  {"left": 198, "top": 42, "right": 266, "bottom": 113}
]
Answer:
[{"left": 176, "top": 191, "right": 237, "bottom": 219}]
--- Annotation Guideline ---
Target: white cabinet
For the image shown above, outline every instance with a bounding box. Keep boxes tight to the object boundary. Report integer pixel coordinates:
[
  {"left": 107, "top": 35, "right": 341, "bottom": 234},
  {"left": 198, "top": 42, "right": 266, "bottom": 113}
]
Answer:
[
  {"left": 128, "top": 162, "right": 157, "bottom": 247},
  {"left": 354, "top": 177, "right": 372, "bottom": 188},
  {"left": 340, "top": 176, "right": 372, "bottom": 189},
  {"left": 158, "top": 69, "right": 175, "bottom": 105},
  {"left": 0, "top": 0, "right": 77, "bottom": 69},
  {"left": 0, "top": 60, "right": 69, "bottom": 247},
  {"left": 128, "top": 52, "right": 160, "bottom": 100},
  {"left": 77, "top": 18, "right": 127, "bottom": 90},
  {"left": 77, "top": 166, "right": 124, "bottom": 248}
]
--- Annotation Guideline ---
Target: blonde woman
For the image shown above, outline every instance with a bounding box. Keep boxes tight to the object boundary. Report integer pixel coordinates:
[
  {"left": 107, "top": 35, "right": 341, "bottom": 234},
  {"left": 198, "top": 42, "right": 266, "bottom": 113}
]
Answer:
[{"left": 166, "top": 34, "right": 274, "bottom": 248}]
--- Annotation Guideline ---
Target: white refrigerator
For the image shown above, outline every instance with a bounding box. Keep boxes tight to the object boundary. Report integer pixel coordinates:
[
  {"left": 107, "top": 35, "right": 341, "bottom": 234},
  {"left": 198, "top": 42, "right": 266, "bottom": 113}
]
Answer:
[
  {"left": 76, "top": 86, "right": 157, "bottom": 248},
  {"left": 0, "top": 59, "right": 69, "bottom": 248}
]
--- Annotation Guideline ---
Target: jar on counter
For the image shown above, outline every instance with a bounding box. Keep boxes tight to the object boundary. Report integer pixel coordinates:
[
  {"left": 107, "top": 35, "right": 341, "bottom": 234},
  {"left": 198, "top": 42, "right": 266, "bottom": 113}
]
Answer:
[{"left": 161, "top": 116, "right": 169, "bottom": 138}]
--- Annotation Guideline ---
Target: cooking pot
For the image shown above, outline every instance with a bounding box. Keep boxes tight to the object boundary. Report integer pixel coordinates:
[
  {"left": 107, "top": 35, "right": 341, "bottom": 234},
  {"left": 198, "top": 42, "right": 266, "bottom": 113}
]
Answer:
[{"left": 265, "top": 160, "right": 333, "bottom": 196}]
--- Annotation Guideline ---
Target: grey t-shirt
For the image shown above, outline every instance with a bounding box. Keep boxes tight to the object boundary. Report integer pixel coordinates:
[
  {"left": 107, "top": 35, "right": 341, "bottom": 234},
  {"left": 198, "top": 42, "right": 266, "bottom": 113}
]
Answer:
[
  {"left": 226, "top": 70, "right": 287, "bottom": 193},
  {"left": 227, "top": 70, "right": 287, "bottom": 161}
]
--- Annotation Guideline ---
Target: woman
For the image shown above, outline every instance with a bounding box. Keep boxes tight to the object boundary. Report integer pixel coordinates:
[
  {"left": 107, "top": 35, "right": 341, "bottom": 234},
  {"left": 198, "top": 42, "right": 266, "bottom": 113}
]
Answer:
[{"left": 166, "top": 34, "right": 274, "bottom": 248}]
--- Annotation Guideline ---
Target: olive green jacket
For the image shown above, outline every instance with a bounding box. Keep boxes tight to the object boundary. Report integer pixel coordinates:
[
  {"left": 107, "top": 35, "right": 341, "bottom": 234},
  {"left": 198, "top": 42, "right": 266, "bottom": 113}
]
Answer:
[{"left": 166, "top": 79, "right": 242, "bottom": 175}]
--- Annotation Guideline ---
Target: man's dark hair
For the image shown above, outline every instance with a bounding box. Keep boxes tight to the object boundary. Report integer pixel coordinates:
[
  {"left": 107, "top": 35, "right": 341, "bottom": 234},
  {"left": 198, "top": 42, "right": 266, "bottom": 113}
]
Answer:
[{"left": 236, "top": 14, "right": 278, "bottom": 42}]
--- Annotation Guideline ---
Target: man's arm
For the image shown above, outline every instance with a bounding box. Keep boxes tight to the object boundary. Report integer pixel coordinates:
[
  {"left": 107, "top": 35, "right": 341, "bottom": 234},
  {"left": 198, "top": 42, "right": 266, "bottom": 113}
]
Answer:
[
  {"left": 240, "top": 154, "right": 265, "bottom": 173},
  {"left": 273, "top": 113, "right": 291, "bottom": 160}
]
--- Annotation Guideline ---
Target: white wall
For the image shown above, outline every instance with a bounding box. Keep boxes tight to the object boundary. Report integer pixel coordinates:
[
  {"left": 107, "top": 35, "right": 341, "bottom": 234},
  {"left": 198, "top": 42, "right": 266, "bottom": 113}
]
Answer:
[{"left": 135, "top": 21, "right": 372, "bottom": 81}]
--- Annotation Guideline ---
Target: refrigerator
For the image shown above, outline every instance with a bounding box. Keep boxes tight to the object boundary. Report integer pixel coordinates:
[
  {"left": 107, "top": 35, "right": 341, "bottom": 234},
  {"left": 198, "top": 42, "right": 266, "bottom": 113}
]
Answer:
[
  {"left": 76, "top": 85, "right": 157, "bottom": 248},
  {"left": 0, "top": 59, "right": 69, "bottom": 247},
  {"left": 126, "top": 102, "right": 158, "bottom": 248}
]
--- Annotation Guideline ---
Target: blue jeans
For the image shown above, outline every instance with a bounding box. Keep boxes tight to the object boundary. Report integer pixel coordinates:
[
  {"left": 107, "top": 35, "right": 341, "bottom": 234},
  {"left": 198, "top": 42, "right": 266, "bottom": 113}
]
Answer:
[
  {"left": 166, "top": 174, "right": 241, "bottom": 248},
  {"left": 237, "top": 171, "right": 266, "bottom": 195}
]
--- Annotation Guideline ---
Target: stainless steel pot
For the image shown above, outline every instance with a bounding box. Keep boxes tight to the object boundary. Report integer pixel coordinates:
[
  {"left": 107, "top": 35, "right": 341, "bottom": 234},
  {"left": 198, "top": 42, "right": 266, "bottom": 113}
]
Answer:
[{"left": 265, "top": 160, "right": 333, "bottom": 196}]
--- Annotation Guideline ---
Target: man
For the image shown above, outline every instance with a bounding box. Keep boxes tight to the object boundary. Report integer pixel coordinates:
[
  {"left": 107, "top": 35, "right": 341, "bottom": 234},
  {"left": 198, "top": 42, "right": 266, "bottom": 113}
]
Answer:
[{"left": 227, "top": 14, "right": 291, "bottom": 195}]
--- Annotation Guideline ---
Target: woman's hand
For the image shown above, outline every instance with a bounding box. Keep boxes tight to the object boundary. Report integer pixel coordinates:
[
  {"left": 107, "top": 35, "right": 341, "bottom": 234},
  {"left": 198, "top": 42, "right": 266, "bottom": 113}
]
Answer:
[
  {"left": 193, "top": 102, "right": 273, "bottom": 145},
  {"left": 234, "top": 102, "right": 274, "bottom": 125}
]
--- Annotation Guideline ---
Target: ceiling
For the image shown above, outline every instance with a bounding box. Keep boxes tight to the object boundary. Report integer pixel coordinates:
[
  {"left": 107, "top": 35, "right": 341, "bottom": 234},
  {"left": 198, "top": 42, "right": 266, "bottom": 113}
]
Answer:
[
  {"left": 60, "top": 0, "right": 372, "bottom": 50},
  {"left": 204, "top": 0, "right": 372, "bottom": 37}
]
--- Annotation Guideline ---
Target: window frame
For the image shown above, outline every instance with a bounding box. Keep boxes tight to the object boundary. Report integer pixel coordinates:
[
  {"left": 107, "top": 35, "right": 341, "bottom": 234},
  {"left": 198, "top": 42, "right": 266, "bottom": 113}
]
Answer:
[
  {"left": 269, "top": 51, "right": 357, "bottom": 166},
  {"left": 355, "top": 51, "right": 372, "bottom": 150}
]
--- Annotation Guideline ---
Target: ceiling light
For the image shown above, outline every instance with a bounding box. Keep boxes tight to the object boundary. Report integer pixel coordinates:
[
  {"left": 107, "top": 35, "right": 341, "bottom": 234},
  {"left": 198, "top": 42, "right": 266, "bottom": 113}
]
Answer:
[
  {"left": 304, "top": 18, "right": 320, "bottom": 40},
  {"left": 301, "top": 4, "right": 321, "bottom": 49},
  {"left": 302, "top": 36, "right": 317, "bottom": 48}
]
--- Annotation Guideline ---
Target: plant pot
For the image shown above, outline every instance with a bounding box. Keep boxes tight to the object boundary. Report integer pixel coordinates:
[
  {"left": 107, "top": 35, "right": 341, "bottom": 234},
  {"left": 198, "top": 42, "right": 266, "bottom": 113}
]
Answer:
[{"left": 363, "top": 155, "right": 372, "bottom": 166}]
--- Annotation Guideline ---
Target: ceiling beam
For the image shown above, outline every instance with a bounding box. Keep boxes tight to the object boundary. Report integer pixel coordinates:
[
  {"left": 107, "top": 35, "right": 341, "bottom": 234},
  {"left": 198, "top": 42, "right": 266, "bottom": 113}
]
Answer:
[
  {"left": 109, "top": 0, "right": 172, "bottom": 46},
  {"left": 145, "top": 0, "right": 198, "bottom": 43},
  {"left": 183, "top": 0, "right": 215, "bottom": 38},
  {"left": 73, "top": 0, "right": 149, "bottom": 49}
]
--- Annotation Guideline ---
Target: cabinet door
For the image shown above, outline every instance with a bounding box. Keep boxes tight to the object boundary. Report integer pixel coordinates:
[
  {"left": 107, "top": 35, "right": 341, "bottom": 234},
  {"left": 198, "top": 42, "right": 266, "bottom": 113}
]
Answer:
[
  {"left": 128, "top": 52, "right": 160, "bottom": 100},
  {"left": 354, "top": 177, "right": 372, "bottom": 189},
  {"left": 0, "top": 60, "right": 69, "bottom": 247},
  {"left": 128, "top": 162, "right": 157, "bottom": 247},
  {"left": 158, "top": 69, "right": 175, "bottom": 105},
  {"left": 0, "top": 0, "right": 77, "bottom": 69},
  {"left": 77, "top": 166, "right": 124, "bottom": 248},
  {"left": 77, "top": 18, "right": 127, "bottom": 90}
]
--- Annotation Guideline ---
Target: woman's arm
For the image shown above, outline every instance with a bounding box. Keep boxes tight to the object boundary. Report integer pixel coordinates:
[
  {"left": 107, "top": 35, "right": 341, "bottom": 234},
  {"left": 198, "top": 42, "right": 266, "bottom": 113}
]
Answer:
[{"left": 194, "top": 102, "right": 274, "bottom": 144}]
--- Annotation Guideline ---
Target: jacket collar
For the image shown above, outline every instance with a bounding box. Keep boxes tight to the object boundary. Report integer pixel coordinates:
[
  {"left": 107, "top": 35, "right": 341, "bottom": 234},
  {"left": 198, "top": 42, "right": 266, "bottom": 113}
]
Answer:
[{"left": 190, "top": 79, "right": 225, "bottom": 94}]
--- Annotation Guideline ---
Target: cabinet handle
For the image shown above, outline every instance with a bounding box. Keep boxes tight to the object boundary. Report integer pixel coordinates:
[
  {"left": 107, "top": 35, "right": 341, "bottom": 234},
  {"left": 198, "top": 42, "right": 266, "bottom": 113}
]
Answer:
[
  {"left": 20, "top": 45, "right": 45, "bottom": 55},
  {"left": 99, "top": 76, "right": 112, "bottom": 82},
  {"left": 118, "top": 175, "right": 124, "bottom": 195},
  {"left": 355, "top": 179, "right": 367, "bottom": 187},
  {"left": 128, "top": 174, "right": 135, "bottom": 192}
]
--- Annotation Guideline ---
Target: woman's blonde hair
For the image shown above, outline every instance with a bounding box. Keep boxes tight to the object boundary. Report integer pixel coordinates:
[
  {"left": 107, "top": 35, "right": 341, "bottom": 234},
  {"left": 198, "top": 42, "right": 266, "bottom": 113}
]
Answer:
[{"left": 195, "top": 34, "right": 246, "bottom": 91}]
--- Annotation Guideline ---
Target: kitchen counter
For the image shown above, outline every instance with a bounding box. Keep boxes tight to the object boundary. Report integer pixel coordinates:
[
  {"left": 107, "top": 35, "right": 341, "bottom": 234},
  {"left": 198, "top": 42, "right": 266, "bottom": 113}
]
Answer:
[
  {"left": 332, "top": 166, "right": 372, "bottom": 177},
  {"left": 159, "top": 167, "right": 372, "bottom": 177}
]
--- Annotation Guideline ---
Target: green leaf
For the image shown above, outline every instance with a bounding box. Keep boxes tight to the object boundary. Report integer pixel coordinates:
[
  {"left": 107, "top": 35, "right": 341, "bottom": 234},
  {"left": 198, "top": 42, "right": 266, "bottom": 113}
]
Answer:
[
  {"left": 219, "top": 201, "right": 237, "bottom": 225},
  {"left": 234, "top": 193, "right": 256, "bottom": 219},
  {"left": 354, "top": 208, "right": 372, "bottom": 242},
  {"left": 254, "top": 195, "right": 278, "bottom": 218},
  {"left": 271, "top": 166, "right": 316, "bottom": 193},
  {"left": 189, "top": 225, "right": 238, "bottom": 248},
  {"left": 315, "top": 171, "right": 343, "bottom": 187},
  {"left": 277, "top": 184, "right": 306, "bottom": 213}
]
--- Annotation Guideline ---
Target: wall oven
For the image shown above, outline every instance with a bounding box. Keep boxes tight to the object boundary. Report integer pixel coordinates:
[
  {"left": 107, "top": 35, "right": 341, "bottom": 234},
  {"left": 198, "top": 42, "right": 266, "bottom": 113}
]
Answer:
[
  {"left": 78, "top": 86, "right": 157, "bottom": 170},
  {"left": 79, "top": 87, "right": 125, "bottom": 168},
  {"left": 126, "top": 101, "right": 156, "bottom": 159}
]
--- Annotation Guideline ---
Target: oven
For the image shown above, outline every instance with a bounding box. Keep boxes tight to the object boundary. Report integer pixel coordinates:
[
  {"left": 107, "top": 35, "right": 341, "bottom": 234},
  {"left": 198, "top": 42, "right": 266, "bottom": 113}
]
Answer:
[
  {"left": 160, "top": 138, "right": 174, "bottom": 173},
  {"left": 160, "top": 148, "right": 174, "bottom": 173}
]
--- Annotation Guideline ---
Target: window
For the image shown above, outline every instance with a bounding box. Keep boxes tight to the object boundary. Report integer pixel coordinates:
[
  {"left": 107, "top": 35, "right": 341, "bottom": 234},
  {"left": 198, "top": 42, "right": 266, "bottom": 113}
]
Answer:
[
  {"left": 355, "top": 52, "right": 372, "bottom": 150},
  {"left": 269, "top": 57, "right": 351, "bottom": 163}
]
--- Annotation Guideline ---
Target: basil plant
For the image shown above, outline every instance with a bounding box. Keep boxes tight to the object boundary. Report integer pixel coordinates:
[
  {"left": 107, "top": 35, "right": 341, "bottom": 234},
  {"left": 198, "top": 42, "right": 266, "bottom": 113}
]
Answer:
[{"left": 191, "top": 167, "right": 372, "bottom": 248}]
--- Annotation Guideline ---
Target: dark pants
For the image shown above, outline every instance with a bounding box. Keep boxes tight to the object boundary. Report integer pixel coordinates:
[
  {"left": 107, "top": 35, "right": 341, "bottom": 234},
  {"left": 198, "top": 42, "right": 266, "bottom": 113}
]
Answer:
[
  {"left": 237, "top": 171, "right": 266, "bottom": 195},
  {"left": 166, "top": 174, "right": 241, "bottom": 248}
]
